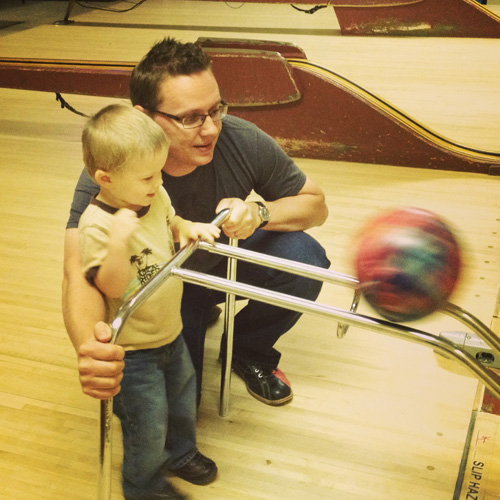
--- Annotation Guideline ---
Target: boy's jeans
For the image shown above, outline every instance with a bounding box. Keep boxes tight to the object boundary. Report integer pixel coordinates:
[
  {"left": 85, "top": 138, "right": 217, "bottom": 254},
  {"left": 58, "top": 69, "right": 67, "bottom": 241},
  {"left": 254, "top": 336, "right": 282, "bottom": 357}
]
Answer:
[{"left": 114, "top": 335, "right": 198, "bottom": 500}]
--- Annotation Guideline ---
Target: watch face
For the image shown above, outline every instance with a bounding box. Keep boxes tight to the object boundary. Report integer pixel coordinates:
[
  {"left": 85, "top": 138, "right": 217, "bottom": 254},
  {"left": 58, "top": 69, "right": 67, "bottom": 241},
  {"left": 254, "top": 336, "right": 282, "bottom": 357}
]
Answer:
[
  {"left": 260, "top": 204, "right": 270, "bottom": 221},
  {"left": 256, "top": 202, "right": 269, "bottom": 228}
]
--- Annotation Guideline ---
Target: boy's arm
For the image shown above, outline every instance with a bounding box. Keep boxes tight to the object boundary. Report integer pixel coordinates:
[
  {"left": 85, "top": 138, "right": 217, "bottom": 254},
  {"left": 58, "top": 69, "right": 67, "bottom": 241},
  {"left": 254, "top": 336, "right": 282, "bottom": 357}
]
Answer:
[
  {"left": 62, "top": 228, "right": 125, "bottom": 399},
  {"left": 93, "top": 208, "right": 138, "bottom": 299}
]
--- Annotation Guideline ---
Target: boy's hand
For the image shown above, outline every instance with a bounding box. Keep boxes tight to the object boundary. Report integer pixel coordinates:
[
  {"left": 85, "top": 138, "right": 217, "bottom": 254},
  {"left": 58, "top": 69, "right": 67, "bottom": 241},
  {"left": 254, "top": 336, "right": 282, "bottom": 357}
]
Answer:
[
  {"left": 177, "top": 221, "right": 221, "bottom": 248},
  {"left": 110, "top": 208, "right": 139, "bottom": 245}
]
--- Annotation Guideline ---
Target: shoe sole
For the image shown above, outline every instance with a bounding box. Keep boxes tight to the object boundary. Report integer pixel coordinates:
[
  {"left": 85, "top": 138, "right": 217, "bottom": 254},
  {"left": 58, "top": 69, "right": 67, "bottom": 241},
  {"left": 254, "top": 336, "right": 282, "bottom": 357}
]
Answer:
[
  {"left": 170, "top": 468, "right": 218, "bottom": 486},
  {"left": 246, "top": 386, "right": 293, "bottom": 406}
]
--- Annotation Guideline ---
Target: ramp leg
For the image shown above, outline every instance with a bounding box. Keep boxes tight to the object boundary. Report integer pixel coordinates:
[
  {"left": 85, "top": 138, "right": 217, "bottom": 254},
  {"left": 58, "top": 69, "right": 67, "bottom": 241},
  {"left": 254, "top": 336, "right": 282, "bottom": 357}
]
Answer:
[
  {"left": 97, "top": 399, "right": 113, "bottom": 500},
  {"left": 220, "top": 238, "right": 238, "bottom": 417}
]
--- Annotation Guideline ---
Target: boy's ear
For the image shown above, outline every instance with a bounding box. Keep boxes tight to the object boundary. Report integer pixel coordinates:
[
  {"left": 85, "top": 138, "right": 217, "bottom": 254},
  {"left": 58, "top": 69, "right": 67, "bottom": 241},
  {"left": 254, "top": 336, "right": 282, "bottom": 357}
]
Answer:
[{"left": 94, "top": 169, "right": 112, "bottom": 187}]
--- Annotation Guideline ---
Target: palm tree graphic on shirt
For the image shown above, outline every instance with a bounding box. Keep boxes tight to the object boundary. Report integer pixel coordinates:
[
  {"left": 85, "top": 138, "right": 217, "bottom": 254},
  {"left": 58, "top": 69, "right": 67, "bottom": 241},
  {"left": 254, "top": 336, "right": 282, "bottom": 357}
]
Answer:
[{"left": 130, "top": 248, "right": 161, "bottom": 286}]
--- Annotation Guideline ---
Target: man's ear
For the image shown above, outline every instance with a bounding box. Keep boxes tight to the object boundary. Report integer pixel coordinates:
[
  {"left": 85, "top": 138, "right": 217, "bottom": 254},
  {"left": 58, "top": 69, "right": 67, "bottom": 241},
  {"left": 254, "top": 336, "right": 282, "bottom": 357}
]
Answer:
[
  {"left": 134, "top": 105, "right": 155, "bottom": 120},
  {"left": 94, "top": 169, "right": 112, "bottom": 187}
]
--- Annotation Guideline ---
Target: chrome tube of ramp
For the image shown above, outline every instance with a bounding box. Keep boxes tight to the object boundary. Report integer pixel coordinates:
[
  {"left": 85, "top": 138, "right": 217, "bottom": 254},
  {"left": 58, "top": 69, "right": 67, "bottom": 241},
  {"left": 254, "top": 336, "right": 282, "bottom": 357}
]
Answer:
[{"left": 171, "top": 265, "right": 500, "bottom": 400}]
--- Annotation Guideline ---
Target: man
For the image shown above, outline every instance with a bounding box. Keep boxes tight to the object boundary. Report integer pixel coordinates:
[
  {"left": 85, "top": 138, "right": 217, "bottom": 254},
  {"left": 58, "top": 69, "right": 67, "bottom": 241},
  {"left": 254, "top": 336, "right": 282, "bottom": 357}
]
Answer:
[{"left": 63, "top": 37, "right": 330, "bottom": 410}]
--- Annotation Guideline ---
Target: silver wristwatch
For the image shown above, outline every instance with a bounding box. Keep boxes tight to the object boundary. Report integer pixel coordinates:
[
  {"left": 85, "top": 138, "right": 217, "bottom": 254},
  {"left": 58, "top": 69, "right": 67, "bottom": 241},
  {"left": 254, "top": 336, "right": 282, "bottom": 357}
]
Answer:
[{"left": 254, "top": 201, "right": 270, "bottom": 228}]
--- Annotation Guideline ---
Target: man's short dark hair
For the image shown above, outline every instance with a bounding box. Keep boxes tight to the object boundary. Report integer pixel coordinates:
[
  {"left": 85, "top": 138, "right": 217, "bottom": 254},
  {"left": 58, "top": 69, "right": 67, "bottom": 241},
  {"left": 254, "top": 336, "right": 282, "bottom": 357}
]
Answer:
[{"left": 130, "top": 37, "right": 212, "bottom": 111}]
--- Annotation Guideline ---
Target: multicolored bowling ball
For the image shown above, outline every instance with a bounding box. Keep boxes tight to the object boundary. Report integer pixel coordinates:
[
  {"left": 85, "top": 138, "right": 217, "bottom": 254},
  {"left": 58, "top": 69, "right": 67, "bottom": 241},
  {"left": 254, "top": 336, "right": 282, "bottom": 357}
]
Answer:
[{"left": 354, "top": 207, "right": 462, "bottom": 322}]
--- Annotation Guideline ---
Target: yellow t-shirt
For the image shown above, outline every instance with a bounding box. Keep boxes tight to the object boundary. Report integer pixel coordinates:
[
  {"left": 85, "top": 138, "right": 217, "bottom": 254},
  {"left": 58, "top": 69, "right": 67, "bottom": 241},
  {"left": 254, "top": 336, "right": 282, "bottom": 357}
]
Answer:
[{"left": 78, "top": 187, "right": 183, "bottom": 350}]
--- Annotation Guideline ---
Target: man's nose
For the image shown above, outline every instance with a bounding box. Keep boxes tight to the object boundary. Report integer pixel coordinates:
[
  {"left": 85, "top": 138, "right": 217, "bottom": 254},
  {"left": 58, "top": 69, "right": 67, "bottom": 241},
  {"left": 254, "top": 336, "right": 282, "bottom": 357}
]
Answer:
[{"left": 200, "top": 115, "right": 219, "bottom": 135}]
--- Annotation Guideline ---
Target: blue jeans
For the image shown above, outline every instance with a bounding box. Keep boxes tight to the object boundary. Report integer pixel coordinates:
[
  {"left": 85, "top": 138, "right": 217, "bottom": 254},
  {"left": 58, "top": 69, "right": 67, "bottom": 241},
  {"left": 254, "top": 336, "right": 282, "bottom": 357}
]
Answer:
[
  {"left": 113, "top": 335, "right": 198, "bottom": 500},
  {"left": 181, "top": 230, "right": 331, "bottom": 400}
]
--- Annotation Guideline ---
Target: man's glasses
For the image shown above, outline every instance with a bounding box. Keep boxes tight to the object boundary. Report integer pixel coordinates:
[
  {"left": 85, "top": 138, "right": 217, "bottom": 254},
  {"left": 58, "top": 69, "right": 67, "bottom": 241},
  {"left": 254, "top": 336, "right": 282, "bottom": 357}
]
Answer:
[{"left": 153, "top": 101, "right": 228, "bottom": 129}]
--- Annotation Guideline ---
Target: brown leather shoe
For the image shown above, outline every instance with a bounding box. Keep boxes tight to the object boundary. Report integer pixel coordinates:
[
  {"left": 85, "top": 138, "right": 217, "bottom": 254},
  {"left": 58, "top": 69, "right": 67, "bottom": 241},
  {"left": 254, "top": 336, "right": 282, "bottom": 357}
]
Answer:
[{"left": 169, "top": 451, "right": 217, "bottom": 485}]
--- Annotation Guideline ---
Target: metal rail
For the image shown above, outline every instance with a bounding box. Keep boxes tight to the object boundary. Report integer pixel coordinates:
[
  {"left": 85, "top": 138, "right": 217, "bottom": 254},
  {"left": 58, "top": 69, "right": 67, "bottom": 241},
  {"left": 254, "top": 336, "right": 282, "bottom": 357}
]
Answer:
[
  {"left": 97, "top": 211, "right": 500, "bottom": 499},
  {"left": 171, "top": 264, "right": 500, "bottom": 399}
]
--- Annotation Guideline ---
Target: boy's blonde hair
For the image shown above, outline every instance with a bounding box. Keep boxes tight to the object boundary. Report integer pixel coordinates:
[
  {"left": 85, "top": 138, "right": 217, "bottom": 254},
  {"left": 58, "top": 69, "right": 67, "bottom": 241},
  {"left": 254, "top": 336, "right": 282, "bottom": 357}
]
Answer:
[{"left": 82, "top": 103, "right": 169, "bottom": 179}]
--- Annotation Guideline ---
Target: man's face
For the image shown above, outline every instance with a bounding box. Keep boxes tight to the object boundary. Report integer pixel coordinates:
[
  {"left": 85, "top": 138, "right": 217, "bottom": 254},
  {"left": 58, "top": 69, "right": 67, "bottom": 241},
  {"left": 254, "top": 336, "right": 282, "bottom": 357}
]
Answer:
[{"left": 153, "top": 70, "right": 223, "bottom": 174}]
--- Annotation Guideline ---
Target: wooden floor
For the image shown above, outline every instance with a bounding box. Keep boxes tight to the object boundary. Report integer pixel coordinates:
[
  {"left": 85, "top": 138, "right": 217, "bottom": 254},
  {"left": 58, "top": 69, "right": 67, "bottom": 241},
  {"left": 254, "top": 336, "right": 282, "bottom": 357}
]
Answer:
[{"left": 1, "top": 1, "right": 500, "bottom": 499}]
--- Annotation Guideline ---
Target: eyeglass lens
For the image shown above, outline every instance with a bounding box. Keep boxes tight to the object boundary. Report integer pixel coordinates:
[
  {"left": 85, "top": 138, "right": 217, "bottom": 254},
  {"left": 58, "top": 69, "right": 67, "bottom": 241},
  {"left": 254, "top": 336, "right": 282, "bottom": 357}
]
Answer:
[{"left": 183, "top": 103, "right": 227, "bottom": 128}]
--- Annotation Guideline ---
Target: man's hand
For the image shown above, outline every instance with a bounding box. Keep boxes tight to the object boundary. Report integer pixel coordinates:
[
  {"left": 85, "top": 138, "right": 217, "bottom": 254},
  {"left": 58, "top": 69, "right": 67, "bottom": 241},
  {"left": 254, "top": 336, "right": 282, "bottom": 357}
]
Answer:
[
  {"left": 77, "top": 321, "right": 125, "bottom": 400},
  {"left": 216, "top": 198, "right": 261, "bottom": 239}
]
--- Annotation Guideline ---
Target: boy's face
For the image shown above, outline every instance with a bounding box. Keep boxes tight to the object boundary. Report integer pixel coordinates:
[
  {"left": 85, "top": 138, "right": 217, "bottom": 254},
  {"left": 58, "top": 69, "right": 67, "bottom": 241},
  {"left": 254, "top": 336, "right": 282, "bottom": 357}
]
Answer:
[
  {"left": 99, "top": 148, "right": 167, "bottom": 210},
  {"left": 152, "top": 69, "right": 223, "bottom": 174}
]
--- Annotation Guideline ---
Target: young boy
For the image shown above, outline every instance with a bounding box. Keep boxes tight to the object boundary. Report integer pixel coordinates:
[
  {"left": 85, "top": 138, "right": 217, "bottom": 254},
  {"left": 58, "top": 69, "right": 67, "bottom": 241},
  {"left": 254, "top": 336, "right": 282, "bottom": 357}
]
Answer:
[{"left": 78, "top": 103, "right": 220, "bottom": 500}]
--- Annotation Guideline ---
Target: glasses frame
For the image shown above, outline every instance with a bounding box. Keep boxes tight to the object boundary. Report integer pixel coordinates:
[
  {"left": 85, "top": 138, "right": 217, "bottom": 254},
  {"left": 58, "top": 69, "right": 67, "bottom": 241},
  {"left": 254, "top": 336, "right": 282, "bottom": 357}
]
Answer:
[{"left": 152, "top": 100, "right": 228, "bottom": 129}]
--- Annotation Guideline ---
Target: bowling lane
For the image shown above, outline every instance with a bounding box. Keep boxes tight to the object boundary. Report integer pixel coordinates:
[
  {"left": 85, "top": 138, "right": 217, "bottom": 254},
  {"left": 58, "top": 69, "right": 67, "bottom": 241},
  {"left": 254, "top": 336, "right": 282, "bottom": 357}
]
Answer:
[{"left": 0, "top": 83, "right": 496, "bottom": 498}]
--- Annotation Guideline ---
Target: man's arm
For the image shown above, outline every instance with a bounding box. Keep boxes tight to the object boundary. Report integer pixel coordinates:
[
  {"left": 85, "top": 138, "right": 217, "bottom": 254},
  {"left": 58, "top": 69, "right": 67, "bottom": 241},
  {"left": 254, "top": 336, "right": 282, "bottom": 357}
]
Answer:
[
  {"left": 261, "top": 176, "right": 328, "bottom": 231},
  {"left": 217, "top": 176, "right": 328, "bottom": 239},
  {"left": 63, "top": 228, "right": 125, "bottom": 399}
]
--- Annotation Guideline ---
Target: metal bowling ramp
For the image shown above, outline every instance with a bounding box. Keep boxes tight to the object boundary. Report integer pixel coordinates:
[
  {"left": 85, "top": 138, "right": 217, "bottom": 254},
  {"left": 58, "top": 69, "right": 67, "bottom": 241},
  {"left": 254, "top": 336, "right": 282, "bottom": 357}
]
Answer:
[
  {"left": 1, "top": 38, "right": 499, "bottom": 174},
  {"left": 96, "top": 208, "right": 500, "bottom": 499}
]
